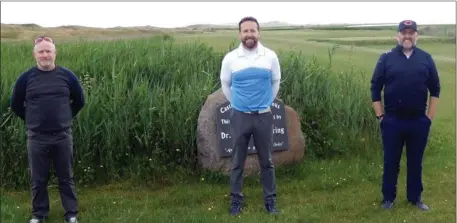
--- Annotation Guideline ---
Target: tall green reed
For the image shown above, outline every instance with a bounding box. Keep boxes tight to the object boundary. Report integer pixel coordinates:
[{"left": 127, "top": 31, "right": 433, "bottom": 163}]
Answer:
[{"left": 1, "top": 36, "right": 379, "bottom": 189}]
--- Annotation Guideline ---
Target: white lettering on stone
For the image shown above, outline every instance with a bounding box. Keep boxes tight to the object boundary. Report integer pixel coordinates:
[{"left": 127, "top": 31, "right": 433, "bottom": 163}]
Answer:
[
  {"left": 273, "top": 142, "right": 284, "bottom": 147},
  {"left": 271, "top": 102, "right": 280, "bottom": 109},
  {"left": 273, "top": 127, "right": 285, "bottom": 135},
  {"left": 221, "top": 132, "right": 231, "bottom": 139},
  {"left": 220, "top": 104, "right": 232, "bottom": 114}
]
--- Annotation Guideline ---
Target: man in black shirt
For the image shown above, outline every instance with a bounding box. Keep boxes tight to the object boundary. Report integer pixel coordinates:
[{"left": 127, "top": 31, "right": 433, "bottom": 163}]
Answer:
[
  {"left": 10, "top": 36, "right": 85, "bottom": 223},
  {"left": 370, "top": 20, "right": 440, "bottom": 211}
]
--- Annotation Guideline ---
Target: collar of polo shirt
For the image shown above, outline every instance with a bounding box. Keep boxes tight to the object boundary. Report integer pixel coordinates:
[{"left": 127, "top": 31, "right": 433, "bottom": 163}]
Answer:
[
  {"left": 395, "top": 44, "right": 416, "bottom": 58},
  {"left": 237, "top": 42, "right": 266, "bottom": 57}
]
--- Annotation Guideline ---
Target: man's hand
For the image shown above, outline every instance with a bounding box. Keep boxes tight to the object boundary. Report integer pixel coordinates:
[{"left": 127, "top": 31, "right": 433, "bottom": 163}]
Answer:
[
  {"left": 427, "top": 96, "right": 439, "bottom": 122},
  {"left": 372, "top": 101, "right": 384, "bottom": 122}
]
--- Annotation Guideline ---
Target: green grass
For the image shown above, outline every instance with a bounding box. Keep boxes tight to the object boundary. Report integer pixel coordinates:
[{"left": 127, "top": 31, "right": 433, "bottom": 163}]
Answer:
[
  {"left": 308, "top": 37, "right": 456, "bottom": 47},
  {"left": 365, "top": 42, "right": 456, "bottom": 59},
  {"left": 1, "top": 27, "right": 455, "bottom": 222},
  {"left": 2, "top": 155, "right": 455, "bottom": 223},
  {"left": 307, "top": 24, "right": 456, "bottom": 37}
]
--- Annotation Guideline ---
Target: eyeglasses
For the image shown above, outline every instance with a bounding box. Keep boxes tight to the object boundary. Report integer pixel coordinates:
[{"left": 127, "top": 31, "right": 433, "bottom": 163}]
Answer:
[{"left": 34, "top": 36, "right": 55, "bottom": 45}]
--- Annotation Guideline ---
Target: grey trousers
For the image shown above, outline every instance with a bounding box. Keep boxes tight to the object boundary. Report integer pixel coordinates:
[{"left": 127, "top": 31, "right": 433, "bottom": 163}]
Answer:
[
  {"left": 229, "top": 108, "right": 276, "bottom": 203},
  {"left": 27, "top": 128, "right": 78, "bottom": 221}
]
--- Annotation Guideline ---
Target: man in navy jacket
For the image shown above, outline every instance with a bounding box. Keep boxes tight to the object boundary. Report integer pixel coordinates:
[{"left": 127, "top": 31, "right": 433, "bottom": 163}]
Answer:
[
  {"left": 370, "top": 20, "right": 440, "bottom": 211},
  {"left": 10, "top": 36, "right": 84, "bottom": 223}
]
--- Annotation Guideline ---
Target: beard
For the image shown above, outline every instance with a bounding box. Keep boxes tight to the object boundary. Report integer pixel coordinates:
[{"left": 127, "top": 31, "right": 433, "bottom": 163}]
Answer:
[
  {"left": 400, "top": 39, "right": 414, "bottom": 48},
  {"left": 242, "top": 37, "right": 258, "bottom": 49},
  {"left": 38, "top": 60, "right": 55, "bottom": 69}
]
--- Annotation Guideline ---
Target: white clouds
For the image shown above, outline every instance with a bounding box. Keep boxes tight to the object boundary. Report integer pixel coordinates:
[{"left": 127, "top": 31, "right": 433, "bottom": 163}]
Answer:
[{"left": 1, "top": 2, "right": 455, "bottom": 28}]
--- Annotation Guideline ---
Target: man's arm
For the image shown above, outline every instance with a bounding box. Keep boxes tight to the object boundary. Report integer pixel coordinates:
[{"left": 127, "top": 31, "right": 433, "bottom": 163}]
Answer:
[
  {"left": 271, "top": 53, "right": 281, "bottom": 101},
  {"left": 9, "top": 73, "right": 28, "bottom": 120},
  {"left": 68, "top": 71, "right": 85, "bottom": 117},
  {"left": 220, "top": 55, "right": 232, "bottom": 102},
  {"left": 426, "top": 54, "right": 441, "bottom": 120},
  {"left": 370, "top": 54, "right": 387, "bottom": 117}
]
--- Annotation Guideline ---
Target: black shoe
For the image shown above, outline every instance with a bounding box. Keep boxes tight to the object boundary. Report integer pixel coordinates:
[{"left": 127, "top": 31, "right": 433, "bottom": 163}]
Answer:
[
  {"left": 265, "top": 200, "right": 280, "bottom": 215},
  {"left": 410, "top": 201, "right": 429, "bottom": 211},
  {"left": 381, "top": 200, "right": 394, "bottom": 209},
  {"left": 229, "top": 200, "right": 242, "bottom": 216}
]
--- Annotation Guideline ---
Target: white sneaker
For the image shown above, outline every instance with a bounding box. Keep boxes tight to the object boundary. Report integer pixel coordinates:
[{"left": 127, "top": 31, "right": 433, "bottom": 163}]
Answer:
[
  {"left": 66, "top": 217, "right": 78, "bottom": 223},
  {"left": 29, "top": 218, "right": 40, "bottom": 223}
]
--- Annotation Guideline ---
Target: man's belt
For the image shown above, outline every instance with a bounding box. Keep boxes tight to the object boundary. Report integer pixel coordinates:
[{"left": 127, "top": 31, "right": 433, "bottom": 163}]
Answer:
[{"left": 243, "top": 107, "right": 271, "bottom": 114}]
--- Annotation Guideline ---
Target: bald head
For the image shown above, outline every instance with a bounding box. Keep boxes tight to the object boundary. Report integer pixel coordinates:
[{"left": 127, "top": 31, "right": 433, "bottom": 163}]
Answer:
[
  {"left": 33, "top": 41, "right": 57, "bottom": 71},
  {"left": 34, "top": 41, "right": 56, "bottom": 53}
]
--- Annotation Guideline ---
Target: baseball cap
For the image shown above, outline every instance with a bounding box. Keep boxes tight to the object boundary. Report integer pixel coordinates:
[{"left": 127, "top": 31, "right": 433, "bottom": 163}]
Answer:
[{"left": 398, "top": 20, "right": 417, "bottom": 32}]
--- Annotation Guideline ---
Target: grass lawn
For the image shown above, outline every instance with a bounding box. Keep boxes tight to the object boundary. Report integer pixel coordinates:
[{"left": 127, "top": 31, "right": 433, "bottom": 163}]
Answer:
[
  {"left": 2, "top": 28, "right": 455, "bottom": 223},
  {"left": 3, "top": 154, "right": 455, "bottom": 223},
  {"left": 365, "top": 42, "right": 456, "bottom": 59}
]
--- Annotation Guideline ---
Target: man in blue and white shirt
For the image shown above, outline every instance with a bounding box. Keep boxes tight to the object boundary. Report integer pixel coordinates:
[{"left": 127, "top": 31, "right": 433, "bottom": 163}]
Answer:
[{"left": 220, "top": 16, "right": 281, "bottom": 216}]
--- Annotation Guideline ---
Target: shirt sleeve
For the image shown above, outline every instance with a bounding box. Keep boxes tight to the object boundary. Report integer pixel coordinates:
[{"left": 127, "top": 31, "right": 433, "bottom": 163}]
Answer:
[
  {"left": 370, "top": 53, "right": 387, "bottom": 102},
  {"left": 271, "top": 53, "right": 281, "bottom": 100},
  {"left": 10, "top": 72, "right": 29, "bottom": 120},
  {"left": 220, "top": 55, "right": 232, "bottom": 102},
  {"left": 426, "top": 54, "right": 441, "bottom": 98},
  {"left": 68, "top": 70, "right": 85, "bottom": 117}
]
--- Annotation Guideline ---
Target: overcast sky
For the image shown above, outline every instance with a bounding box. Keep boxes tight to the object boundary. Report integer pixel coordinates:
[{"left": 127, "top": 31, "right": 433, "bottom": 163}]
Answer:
[{"left": 1, "top": 2, "right": 455, "bottom": 28}]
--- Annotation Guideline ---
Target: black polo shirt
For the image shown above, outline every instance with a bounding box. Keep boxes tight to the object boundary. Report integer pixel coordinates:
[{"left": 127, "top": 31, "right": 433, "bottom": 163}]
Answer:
[{"left": 370, "top": 45, "right": 441, "bottom": 117}]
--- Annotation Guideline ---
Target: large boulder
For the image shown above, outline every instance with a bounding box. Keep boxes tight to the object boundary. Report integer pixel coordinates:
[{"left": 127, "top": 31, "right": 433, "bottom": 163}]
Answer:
[{"left": 196, "top": 88, "right": 305, "bottom": 176}]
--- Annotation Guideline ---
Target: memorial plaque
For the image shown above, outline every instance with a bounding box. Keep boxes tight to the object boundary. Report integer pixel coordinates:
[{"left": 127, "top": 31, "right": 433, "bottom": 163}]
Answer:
[{"left": 216, "top": 99, "right": 290, "bottom": 158}]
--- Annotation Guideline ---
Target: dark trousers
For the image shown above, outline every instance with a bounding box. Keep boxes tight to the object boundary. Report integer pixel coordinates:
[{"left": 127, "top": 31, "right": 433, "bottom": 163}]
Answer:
[
  {"left": 380, "top": 113, "right": 431, "bottom": 203},
  {"left": 27, "top": 129, "right": 78, "bottom": 220},
  {"left": 229, "top": 108, "right": 276, "bottom": 203}
]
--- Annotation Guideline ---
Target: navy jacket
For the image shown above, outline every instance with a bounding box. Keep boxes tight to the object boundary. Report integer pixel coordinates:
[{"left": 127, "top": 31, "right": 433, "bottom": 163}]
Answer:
[
  {"left": 10, "top": 65, "right": 85, "bottom": 133},
  {"left": 370, "top": 45, "right": 441, "bottom": 116}
]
